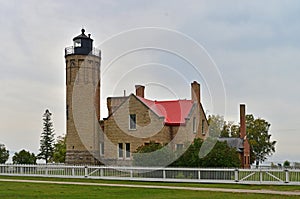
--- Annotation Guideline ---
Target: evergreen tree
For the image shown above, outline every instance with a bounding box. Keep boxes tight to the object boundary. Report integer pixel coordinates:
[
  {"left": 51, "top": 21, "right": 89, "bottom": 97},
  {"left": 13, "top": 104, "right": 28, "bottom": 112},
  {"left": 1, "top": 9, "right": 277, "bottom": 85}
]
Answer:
[{"left": 38, "top": 109, "right": 55, "bottom": 163}]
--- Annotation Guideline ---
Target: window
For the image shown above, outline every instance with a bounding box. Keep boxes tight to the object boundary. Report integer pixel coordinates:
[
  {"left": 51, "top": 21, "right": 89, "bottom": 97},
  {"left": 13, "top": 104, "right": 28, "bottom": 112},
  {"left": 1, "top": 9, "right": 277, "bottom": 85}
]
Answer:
[
  {"left": 176, "top": 144, "right": 184, "bottom": 151},
  {"left": 118, "top": 143, "right": 123, "bottom": 158},
  {"left": 125, "top": 143, "right": 130, "bottom": 159},
  {"left": 100, "top": 142, "right": 104, "bottom": 156},
  {"left": 66, "top": 105, "right": 69, "bottom": 120},
  {"left": 74, "top": 39, "right": 81, "bottom": 47},
  {"left": 192, "top": 117, "right": 196, "bottom": 133},
  {"left": 129, "top": 114, "right": 136, "bottom": 130},
  {"left": 202, "top": 119, "right": 205, "bottom": 135}
]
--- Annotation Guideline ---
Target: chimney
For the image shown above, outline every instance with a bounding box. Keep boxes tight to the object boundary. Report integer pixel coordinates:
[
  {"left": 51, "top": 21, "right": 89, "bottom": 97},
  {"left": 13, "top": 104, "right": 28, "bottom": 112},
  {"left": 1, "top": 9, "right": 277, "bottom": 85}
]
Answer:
[
  {"left": 240, "top": 104, "right": 246, "bottom": 138},
  {"left": 135, "top": 85, "right": 145, "bottom": 98},
  {"left": 191, "top": 81, "right": 201, "bottom": 105}
]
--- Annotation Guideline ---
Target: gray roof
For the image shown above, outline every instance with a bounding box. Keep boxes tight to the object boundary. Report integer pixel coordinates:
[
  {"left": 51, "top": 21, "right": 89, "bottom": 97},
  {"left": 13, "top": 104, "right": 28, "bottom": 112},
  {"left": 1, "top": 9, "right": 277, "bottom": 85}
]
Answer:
[{"left": 217, "top": 137, "right": 244, "bottom": 153}]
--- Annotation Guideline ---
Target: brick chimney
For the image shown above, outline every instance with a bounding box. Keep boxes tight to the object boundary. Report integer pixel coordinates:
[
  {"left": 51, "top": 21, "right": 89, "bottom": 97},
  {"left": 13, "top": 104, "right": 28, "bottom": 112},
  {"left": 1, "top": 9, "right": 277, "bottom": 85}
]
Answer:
[
  {"left": 240, "top": 104, "right": 246, "bottom": 138},
  {"left": 135, "top": 85, "right": 145, "bottom": 98},
  {"left": 191, "top": 81, "right": 201, "bottom": 105}
]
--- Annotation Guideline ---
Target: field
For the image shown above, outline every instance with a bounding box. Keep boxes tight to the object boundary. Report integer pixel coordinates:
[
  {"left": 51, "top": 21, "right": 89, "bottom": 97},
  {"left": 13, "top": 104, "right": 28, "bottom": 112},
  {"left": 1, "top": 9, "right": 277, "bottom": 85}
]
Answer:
[{"left": 0, "top": 176, "right": 300, "bottom": 199}]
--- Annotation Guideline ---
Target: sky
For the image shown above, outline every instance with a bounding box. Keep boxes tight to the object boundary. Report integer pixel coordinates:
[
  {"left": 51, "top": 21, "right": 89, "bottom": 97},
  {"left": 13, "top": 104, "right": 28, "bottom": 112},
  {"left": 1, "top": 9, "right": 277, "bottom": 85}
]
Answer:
[{"left": 0, "top": 0, "right": 299, "bottom": 164}]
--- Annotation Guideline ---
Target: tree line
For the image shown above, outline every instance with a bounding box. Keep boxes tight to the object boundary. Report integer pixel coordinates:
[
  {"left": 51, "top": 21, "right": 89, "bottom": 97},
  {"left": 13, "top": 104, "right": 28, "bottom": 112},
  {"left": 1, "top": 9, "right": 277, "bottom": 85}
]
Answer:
[{"left": 0, "top": 110, "right": 277, "bottom": 167}]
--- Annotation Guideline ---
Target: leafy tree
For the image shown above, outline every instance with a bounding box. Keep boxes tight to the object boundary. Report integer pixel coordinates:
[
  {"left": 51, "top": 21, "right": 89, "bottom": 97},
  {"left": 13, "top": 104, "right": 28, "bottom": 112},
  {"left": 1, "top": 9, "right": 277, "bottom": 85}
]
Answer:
[
  {"left": 208, "top": 115, "right": 239, "bottom": 138},
  {"left": 133, "top": 141, "right": 174, "bottom": 167},
  {"left": 12, "top": 149, "right": 36, "bottom": 164},
  {"left": 38, "top": 109, "right": 55, "bottom": 163},
  {"left": 208, "top": 115, "right": 224, "bottom": 138},
  {"left": 201, "top": 141, "right": 241, "bottom": 168},
  {"left": 0, "top": 144, "right": 9, "bottom": 164},
  {"left": 246, "top": 114, "right": 276, "bottom": 167},
  {"left": 171, "top": 138, "right": 203, "bottom": 167},
  {"left": 52, "top": 135, "right": 66, "bottom": 163},
  {"left": 171, "top": 138, "right": 240, "bottom": 168},
  {"left": 283, "top": 160, "right": 290, "bottom": 168}
]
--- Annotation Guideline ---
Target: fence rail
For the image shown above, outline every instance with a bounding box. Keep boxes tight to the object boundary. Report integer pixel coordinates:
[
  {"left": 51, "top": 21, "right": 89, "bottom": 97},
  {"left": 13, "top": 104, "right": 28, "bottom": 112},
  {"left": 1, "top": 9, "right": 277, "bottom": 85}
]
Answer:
[{"left": 0, "top": 164, "right": 300, "bottom": 185}]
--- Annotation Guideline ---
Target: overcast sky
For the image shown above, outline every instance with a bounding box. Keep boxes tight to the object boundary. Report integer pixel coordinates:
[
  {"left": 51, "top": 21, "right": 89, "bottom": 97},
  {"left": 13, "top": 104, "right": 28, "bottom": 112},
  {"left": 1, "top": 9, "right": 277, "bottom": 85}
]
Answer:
[{"left": 0, "top": 0, "right": 299, "bottom": 163}]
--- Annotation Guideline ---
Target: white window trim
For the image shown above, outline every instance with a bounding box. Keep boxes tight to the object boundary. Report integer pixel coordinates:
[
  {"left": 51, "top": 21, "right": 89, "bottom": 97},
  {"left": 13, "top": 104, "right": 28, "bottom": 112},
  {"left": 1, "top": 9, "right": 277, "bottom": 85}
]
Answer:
[
  {"left": 118, "top": 143, "right": 124, "bottom": 159},
  {"left": 125, "top": 143, "right": 131, "bottom": 159},
  {"left": 129, "top": 114, "right": 137, "bottom": 130},
  {"left": 100, "top": 142, "right": 104, "bottom": 156},
  {"left": 193, "top": 117, "right": 197, "bottom": 133},
  {"left": 176, "top": 144, "right": 184, "bottom": 151}
]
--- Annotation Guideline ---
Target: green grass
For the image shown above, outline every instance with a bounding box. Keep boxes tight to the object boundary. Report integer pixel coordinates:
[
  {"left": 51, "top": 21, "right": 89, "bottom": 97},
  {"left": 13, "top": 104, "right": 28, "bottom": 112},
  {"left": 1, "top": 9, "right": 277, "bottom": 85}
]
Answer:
[
  {"left": 1, "top": 175, "right": 300, "bottom": 191},
  {"left": 0, "top": 175, "right": 299, "bottom": 199}
]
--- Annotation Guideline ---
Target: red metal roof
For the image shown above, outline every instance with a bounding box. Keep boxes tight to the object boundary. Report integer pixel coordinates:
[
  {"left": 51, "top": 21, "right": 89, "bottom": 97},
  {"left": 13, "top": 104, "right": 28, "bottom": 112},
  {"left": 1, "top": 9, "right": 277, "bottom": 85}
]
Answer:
[{"left": 137, "top": 96, "right": 194, "bottom": 125}]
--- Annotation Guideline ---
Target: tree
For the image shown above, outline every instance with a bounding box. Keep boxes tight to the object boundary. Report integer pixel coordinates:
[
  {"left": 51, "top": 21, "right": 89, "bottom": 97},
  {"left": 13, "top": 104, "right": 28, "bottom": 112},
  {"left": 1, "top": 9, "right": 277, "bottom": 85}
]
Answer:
[
  {"left": 201, "top": 141, "right": 241, "bottom": 168},
  {"left": 208, "top": 115, "right": 224, "bottom": 138},
  {"left": 52, "top": 135, "right": 66, "bottom": 163},
  {"left": 12, "top": 149, "right": 36, "bottom": 164},
  {"left": 246, "top": 114, "right": 276, "bottom": 167},
  {"left": 171, "top": 138, "right": 203, "bottom": 167},
  {"left": 0, "top": 144, "right": 9, "bottom": 164},
  {"left": 171, "top": 138, "right": 240, "bottom": 168},
  {"left": 38, "top": 109, "right": 55, "bottom": 163},
  {"left": 133, "top": 141, "right": 174, "bottom": 167},
  {"left": 283, "top": 160, "right": 290, "bottom": 168},
  {"left": 208, "top": 115, "right": 239, "bottom": 138}
]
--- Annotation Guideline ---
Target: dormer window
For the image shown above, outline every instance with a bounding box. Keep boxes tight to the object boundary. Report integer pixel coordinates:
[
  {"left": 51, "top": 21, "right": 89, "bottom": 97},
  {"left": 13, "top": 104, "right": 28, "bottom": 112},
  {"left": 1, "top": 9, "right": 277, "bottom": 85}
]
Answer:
[{"left": 74, "top": 39, "right": 81, "bottom": 47}]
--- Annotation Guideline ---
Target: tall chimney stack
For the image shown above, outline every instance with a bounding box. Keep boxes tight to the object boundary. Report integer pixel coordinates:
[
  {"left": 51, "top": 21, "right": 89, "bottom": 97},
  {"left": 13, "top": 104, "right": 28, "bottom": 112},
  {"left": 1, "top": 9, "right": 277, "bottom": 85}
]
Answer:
[
  {"left": 191, "top": 81, "right": 201, "bottom": 106},
  {"left": 240, "top": 104, "right": 246, "bottom": 138},
  {"left": 135, "top": 85, "right": 145, "bottom": 98}
]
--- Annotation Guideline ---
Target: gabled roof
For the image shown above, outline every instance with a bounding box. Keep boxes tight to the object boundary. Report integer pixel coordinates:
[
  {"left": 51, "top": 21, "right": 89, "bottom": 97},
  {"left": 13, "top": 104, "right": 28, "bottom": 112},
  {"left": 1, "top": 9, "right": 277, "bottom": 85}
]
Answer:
[
  {"left": 218, "top": 137, "right": 244, "bottom": 153},
  {"left": 136, "top": 96, "right": 194, "bottom": 126}
]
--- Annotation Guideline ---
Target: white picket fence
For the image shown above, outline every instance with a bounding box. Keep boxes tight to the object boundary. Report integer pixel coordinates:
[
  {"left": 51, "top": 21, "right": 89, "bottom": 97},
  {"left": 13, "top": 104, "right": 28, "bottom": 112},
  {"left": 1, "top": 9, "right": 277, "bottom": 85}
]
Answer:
[{"left": 1, "top": 164, "right": 300, "bottom": 185}]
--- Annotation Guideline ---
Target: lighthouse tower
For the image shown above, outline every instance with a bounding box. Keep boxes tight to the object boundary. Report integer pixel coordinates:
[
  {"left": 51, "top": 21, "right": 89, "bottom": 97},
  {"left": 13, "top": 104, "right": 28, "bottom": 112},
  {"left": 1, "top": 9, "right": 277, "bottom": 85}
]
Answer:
[{"left": 65, "top": 29, "right": 101, "bottom": 165}]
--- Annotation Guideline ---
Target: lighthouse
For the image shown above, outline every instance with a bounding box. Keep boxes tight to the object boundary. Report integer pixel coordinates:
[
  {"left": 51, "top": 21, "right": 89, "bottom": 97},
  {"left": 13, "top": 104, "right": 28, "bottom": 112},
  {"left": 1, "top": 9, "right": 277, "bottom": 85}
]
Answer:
[{"left": 65, "top": 29, "right": 101, "bottom": 164}]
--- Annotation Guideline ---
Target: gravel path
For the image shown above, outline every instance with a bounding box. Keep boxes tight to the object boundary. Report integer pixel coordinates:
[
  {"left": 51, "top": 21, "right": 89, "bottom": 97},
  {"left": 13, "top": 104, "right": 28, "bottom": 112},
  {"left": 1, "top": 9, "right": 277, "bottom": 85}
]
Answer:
[{"left": 0, "top": 178, "right": 300, "bottom": 196}]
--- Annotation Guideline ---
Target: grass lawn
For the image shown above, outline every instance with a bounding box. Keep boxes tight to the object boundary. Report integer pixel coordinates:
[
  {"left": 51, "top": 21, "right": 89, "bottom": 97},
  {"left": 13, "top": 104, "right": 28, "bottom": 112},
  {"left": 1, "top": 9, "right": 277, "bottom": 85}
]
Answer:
[{"left": 0, "top": 176, "right": 299, "bottom": 199}]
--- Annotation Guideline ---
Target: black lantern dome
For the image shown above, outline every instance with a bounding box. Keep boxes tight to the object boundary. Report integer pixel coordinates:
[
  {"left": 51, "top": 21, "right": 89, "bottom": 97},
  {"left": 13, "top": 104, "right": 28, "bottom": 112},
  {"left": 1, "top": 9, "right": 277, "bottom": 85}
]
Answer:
[{"left": 73, "top": 29, "right": 93, "bottom": 55}]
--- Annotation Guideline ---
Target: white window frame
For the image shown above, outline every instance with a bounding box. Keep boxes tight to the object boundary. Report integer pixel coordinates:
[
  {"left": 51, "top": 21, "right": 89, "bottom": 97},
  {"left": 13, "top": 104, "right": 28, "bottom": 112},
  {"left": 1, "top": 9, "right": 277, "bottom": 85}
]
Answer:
[
  {"left": 118, "top": 143, "right": 123, "bottom": 159},
  {"left": 100, "top": 142, "right": 104, "bottom": 156},
  {"left": 129, "top": 114, "right": 136, "bottom": 130},
  {"left": 125, "top": 143, "right": 131, "bottom": 159},
  {"left": 176, "top": 144, "right": 184, "bottom": 151},
  {"left": 192, "top": 117, "right": 197, "bottom": 133}
]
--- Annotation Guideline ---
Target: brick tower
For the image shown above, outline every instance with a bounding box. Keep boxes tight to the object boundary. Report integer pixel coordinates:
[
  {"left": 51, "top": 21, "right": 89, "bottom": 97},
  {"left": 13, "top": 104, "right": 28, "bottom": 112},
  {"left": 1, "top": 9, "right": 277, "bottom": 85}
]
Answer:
[{"left": 65, "top": 29, "right": 101, "bottom": 165}]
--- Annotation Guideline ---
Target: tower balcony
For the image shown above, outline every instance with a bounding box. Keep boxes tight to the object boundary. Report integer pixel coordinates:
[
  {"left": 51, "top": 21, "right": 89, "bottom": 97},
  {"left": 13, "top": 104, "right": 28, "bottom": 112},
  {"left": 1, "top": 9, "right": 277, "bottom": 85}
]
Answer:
[{"left": 65, "top": 46, "right": 101, "bottom": 57}]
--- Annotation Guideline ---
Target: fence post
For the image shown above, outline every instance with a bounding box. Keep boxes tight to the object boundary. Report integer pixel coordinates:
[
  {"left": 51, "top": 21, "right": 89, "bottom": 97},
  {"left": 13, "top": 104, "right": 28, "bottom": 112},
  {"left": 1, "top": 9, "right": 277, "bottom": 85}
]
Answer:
[
  {"left": 234, "top": 169, "right": 239, "bottom": 182},
  {"left": 259, "top": 169, "right": 263, "bottom": 183},
  {"left": 198, "top": 170, "right": 201, "bottom": 180},
  {"left": 130, "top": 169, "right": 133, "bottom": 178},
  {"left": 100, "top": 167, "right": 104, "bottom": 177},
  {"left": 72, "top": 167, "right": 75, "bottom": 176},
  {"left": 45, "top": 165, "right": 48, "bottom": 176},
  {"left": 285, "top": 169, "right": 290, "bottom": 183},
  {"left": 163, "top": 169, "right": 166, "bottom": 179},
  {"left": 20, "top": 166, "right": 24, "bottom": 175},
  {"left": 84, "top": 166, "right": 88, "bottom": 178}
]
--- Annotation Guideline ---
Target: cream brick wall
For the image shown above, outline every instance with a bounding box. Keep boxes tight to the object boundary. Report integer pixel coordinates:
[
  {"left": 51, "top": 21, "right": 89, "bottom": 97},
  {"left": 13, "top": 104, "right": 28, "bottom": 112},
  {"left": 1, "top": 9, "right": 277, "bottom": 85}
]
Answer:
[{"left": 65, "top": 54, "right": 101, "bottom": 165}]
